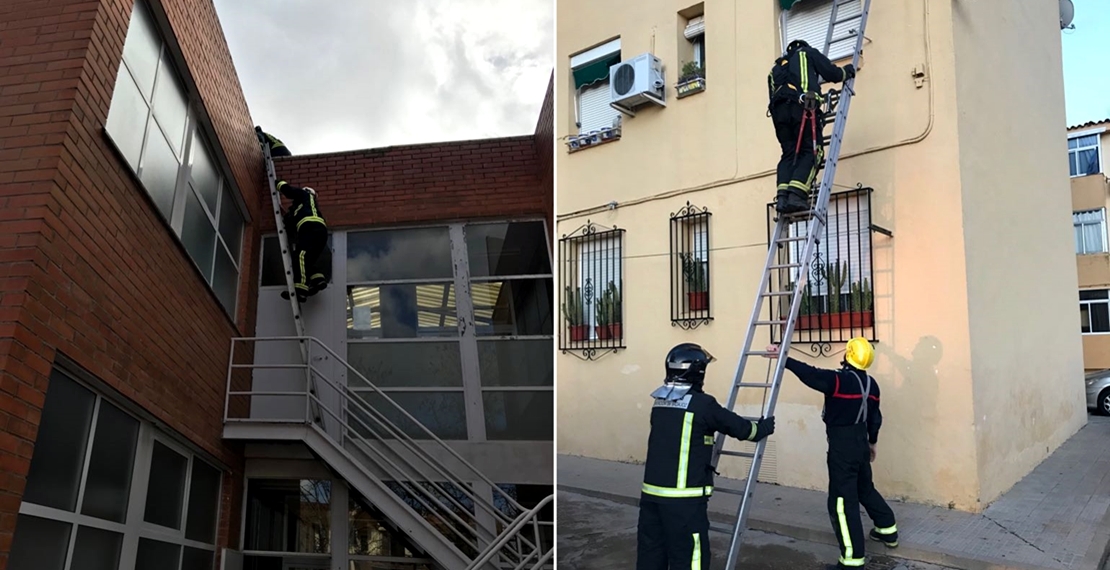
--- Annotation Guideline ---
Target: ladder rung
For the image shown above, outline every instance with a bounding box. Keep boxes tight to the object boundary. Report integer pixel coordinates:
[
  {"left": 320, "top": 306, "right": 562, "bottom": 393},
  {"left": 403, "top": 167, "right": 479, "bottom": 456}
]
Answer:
[
  {"left": 830, "top": 32, "right": 857, "bottom": 44},
  {"left": 713, "top": 486, "right": 747, "bottom": 496},
  {"left": 709, "top": 523, "right": 734, "bottom": 535},
  {"left": 762, "top": 291, "right": 793, "bottom": 297},
  {"left": 776, "top": 236, "right": 806, "bottom": 243},
  {"left": 738, "top": 382, "right": 774, "bottom": 388},
  {"left": 753, "top": 320, "right": 787, "bottom": 326},
  {"left": 768, "top": 263, "right": 803, "bottom": 270},
  {"left": 719, "top": 450, "right": 756, "bottom": 459},
  {"left": 746, "top": 350, "right": 780, "bottom": 357}
]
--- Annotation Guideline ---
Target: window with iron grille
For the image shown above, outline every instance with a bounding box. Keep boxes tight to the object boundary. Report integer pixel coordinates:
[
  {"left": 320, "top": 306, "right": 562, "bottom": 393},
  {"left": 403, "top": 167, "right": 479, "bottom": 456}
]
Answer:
[
  {"left": 558, "top": 222, "right": 625, "bottom": 358},
  {"left": 766, "top": 187, "right": 876, "bottom": 345},
  {"left": 670, "top": 202, "right": 712, "bottom": 328}
]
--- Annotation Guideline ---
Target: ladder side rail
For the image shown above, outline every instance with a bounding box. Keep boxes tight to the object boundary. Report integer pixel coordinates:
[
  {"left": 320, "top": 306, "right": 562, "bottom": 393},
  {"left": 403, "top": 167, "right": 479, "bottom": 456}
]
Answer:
[
  {"left": 822, "top": 0, "right": 843, "bottom": 56},
  {"left": 258, "top": 138, "right": 324, "bottom": 429}
]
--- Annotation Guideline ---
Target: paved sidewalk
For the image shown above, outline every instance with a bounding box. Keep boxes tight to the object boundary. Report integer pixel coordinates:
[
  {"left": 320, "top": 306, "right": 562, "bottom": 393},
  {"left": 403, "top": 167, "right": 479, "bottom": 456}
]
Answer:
[{"left": 557, "top": 415, "right": 1110, "bottom": 570}]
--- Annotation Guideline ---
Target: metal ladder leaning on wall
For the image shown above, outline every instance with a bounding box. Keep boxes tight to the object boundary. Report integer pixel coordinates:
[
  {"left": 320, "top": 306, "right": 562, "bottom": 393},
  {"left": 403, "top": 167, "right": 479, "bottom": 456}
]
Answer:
[
  {"left": 708, "top": 1, "right": 873, "bottom": 567},
  {"left": 254, "top": 127, "right": 323, "bottom": 429}
]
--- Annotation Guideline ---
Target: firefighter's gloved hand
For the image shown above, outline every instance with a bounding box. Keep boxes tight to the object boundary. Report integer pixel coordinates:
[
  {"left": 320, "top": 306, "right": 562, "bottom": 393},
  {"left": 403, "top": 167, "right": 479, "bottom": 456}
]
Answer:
[
  {"left": 749, "top": 417, "right": 776, "bottom": 441},
  {"left": 843, "top": 64, "right": 857, "bottom": 80}
]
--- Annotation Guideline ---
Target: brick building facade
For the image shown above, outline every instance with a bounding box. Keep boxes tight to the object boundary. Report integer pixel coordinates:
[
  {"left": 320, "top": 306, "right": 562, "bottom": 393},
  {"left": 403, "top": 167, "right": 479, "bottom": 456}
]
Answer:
[{"left": 0, "top": 0, "right": 553, "bottom": 568}]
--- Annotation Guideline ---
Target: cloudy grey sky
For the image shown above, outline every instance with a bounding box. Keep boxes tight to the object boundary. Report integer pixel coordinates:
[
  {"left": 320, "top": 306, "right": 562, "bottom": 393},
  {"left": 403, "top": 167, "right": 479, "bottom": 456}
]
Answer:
[{"left": 212, "top": 0, "right": 554, "bottom": 155}]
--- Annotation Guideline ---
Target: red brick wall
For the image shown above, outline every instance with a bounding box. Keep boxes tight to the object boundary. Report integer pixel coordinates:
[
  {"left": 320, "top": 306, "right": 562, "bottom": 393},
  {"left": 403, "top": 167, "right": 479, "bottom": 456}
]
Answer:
[
  {"left": 270, "top": 135, "right": 550, "bottom": 232},
  {"left": 533, "top": 73, "right": 554, "bottom": 247},
  {"left": 0, "top": 0, "right": 262, "bottom": 565}
]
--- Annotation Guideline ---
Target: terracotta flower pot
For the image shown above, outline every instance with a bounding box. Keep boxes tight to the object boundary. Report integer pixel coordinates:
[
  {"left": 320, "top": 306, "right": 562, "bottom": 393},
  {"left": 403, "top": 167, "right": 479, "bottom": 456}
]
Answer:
[
  {"left": 568, "top": 324, "right": 590, "bottom": 342},
  {"left": 595, "top": 323, "right": 622, "bottom": 340},
  {"left": 796, "top": 311, "right": 874, "bottom": 331},
  {"left": 688, "top": 291, "right": 709, "bottom": 311}
]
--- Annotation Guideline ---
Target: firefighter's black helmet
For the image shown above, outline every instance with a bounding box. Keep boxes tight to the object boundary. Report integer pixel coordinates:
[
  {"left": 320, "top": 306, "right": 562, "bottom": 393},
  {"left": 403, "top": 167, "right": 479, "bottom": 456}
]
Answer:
[
  {"left": 664, "top": 343, "right": 716, "bottom": 386},
  {"left": 786, "top": 39, "right": 810, "bottom": 54}
]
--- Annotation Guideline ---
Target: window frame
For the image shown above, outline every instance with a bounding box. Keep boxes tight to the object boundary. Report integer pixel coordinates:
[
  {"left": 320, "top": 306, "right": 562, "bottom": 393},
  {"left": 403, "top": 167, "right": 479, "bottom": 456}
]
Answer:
[
  {"left": 570, "top": 38, "right": 623, "bottom": 136},
  {"left": 1080, "top": 289, "right": 1110, "bottom": 335},
  {"left": 767, "top": 187, "right": 877, "bottom": 344},
  {"left": 558, "top": 222, "right": 626, "bottom": 358},
  {"left": 1068, "top": 130, "right": 1104, "bottom": 177},
  {"left": 13, "top": 371, "right": 223, "bottom": 570},
  {"left": 1074, "top": 208, "right": 1107, "bottom": 255},
  {"left": 338, "top": 219, "right": 554, "bottom": 443},
  {"left": 670, "top": 202, "right": 713, "bottom": 328},
  {"left": 102, "top": 0, "right": 246, "bottom": 318}
]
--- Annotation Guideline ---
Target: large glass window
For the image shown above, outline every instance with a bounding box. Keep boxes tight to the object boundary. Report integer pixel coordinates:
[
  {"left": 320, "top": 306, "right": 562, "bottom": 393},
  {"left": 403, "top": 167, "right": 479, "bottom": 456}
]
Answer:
[
  {"left": 11, "top": 369, "right": 223, "bottom": 570},
  {"left": 104, "top": 0, "right": 244, "bottom": 316},
  {"left": 341, "top": 221, "right": 553, "bottom": 443},
  {"left": 1069, "top": 133, "right": 1102, "bottom": 177},
  {"left": 244, "top": 479, "right": 332, "bottom": 554}
]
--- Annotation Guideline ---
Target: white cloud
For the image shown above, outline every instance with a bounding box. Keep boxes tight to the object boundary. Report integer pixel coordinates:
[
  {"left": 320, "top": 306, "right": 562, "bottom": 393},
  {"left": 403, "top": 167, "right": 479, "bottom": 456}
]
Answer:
[{"left": 212, "top": 0, "right": 553, "bottom": 154}]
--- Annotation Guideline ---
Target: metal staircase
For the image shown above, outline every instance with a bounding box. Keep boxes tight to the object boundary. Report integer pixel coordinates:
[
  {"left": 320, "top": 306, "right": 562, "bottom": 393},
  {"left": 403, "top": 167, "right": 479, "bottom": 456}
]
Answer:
[
  {"left": 230, "top": 132, "right": 553, "bottom": 569},
  {"left": 224, "top": 336, "right": 553, "bottom": 569},
  {"left": 707, "top": 1, "right": 873, "bottom": 567}
]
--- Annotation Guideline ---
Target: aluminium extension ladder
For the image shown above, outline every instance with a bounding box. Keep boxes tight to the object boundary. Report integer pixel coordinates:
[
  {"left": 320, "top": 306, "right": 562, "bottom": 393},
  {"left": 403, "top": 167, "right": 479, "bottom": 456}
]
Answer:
[
  {"left": 254, "top": 127, "right": 323, "bottom": 427},
  {"left": 708, "top": 0, "right": 872, "bottom": 567}
]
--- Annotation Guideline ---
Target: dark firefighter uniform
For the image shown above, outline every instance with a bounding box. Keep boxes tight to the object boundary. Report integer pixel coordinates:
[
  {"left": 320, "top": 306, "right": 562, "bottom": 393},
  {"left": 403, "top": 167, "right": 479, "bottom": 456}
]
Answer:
[
  {"left": 637, "top": 343, "right": 775, "bottom": 570},
  {"left": 780, "top": 338, "right": 897, "bottom": 568},
  {"left": 767, "top": 40, "right": 855, "bottom": 214},
  {"left": 277, "top": 180, "right": 329, "bottom": 300},
  {"left": 261, "top": 130, "right": 291, "bottom": 157}
]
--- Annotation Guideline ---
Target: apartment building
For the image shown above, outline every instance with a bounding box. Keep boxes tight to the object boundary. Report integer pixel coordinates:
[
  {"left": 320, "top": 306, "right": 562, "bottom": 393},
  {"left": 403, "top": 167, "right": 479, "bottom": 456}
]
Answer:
[
  {"left": 1069, "top": 119, "right": 1110, "bottom": 371},
  {"left": 555, "top": 0, "right": 1086, "bottom": 512},
  {"left": 0, "top": 1, "right": 553, "bottom": 569}
]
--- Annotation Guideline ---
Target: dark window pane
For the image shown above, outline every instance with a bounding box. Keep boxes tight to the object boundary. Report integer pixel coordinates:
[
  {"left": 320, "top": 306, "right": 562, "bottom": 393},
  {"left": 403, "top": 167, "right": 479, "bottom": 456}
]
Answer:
[
  {"left": 347, "top": 285, "right": 458, "bottom": 339},
  {"left": 81, "top": 401, "right": 140, "bottom": 523},
  {"left": 182, "top": 185, "right": 217, "bottom": 281},
  {"left": 349, "top": 493, "right": 423, "bottom": 557},
  {"left": 139, "top": 124, "right": 180, "bottom": 220},
  {"left": 261, "top": 237, "right": 286, "bottom": 287},
  {"left": 495, "top": 484, "right": 553, "bottom": 552},
  {"left": 482, "top": 391, "right": 552, "bottom": 441},
  {"left": 1092, "top": 303, "right": 1110, "bottom": 333},
  {"left": 185, "top": 460, "right": 222, "bottom": 543},
  {"left": 1080, "top": 289, "right": 1108, "bottom": 301},
  {"left": 465, "top": 222, "right": 551, "bottom": 277},
  {"left": 347, "top": 228, "right": 453, "bottom": 282},
  {"left": 244, "top": 479, "right": 331, "bottom": 554},
  {"left": 472, "top": 279, "right": 553, "bottom": 336},
  {"left": 189, "top": 137, "right": 220, "bottom": 213},
  {"left": 8, "top": 515, "right": 71, "bottom": 570},
  {"left": 23, "top": 372, "right": 95, "bottom": 512},
  {"left": 144, "top": 440, "right": 188, "bottom": 529},
  {"left": 347, "top": 342, "right": 463, "bottom": 388},
  {"left": 1078, "top": 148, "right": 1100, "bottom": 176},
  {"left": 71, "top": 526, "right": 124, "bottom": 570},
  {"left": 478, "top": 340, "right": 552, "bottom": 387},
  {"left": 218, "top": 186, "right": 243, "bottom": 258},
  {"left": 181, "top": 547, "right": 214, "bottom": 570},
  {"left": 351, "top": 392, "right": 467, "bottom": 440},
  {"left": 212, "top": 244, "right": 239, "bottom": 313},
  {"left": 1069, "top": 137, "right": 1079, "bottom": 150},
  {"left": 242, "top": 556, "right": 282, "bottom": 570},
  {"left": 136, "top": 538, "right": 181, "bottom": 570},
  {"left": 1081, "top": 304, "right": 1092, "bottom": 333}
]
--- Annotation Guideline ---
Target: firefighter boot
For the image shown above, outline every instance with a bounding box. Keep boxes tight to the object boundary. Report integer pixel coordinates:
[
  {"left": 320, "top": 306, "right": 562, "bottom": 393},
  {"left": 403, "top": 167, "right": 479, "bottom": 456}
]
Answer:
[
  {"left": 775, "top": 190, "right": 790, "bottom": 213},
  {"left": 780, "top": 188, "right": 811, "bottom": 215},
  {"left": 280, "top": 290, "right": 308, "bottom": 303},
  {"left": 870, "top": 528, "right": 899, "bottom": 548}
]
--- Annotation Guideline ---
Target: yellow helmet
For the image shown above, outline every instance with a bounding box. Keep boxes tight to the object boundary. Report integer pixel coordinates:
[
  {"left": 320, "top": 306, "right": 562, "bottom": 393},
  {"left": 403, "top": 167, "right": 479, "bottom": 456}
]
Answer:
[{"left": 844, "top": 337, "right": 874, "bottom": 370}]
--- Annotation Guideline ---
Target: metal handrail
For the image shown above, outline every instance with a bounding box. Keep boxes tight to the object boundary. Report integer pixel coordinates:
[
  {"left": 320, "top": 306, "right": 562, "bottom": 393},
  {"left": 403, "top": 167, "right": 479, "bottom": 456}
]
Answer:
[
  {"left": 224, "top": 336, "right": 543, "bottom": 564},
  {"left": 466, "top": 494, "right": 553, "bottom": 570}
]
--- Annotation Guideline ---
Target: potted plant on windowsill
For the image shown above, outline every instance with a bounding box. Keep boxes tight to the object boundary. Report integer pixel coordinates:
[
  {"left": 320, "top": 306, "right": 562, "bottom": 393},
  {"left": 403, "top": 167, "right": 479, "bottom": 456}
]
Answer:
[
  {"left": 676, "top": 61, "right": 706, "bottom": 99},
  {"left": 562, "top": 286, "right": 590, "bottom": 342},
  {"left": 594, "top": 281, "right": 623, "bottom": 341},
  {"left": 681, "top": 253, "right": 709, "bottom": 311},
  {"left": 795, "top": 263, "right": 874, "bottom": 330}
]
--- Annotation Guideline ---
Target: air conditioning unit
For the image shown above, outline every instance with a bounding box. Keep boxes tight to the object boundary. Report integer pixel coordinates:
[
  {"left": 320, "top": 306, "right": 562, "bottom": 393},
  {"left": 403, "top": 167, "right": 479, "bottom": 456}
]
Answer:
[{"left": 608, "top": 53, "right": 666, "bottom": 115}]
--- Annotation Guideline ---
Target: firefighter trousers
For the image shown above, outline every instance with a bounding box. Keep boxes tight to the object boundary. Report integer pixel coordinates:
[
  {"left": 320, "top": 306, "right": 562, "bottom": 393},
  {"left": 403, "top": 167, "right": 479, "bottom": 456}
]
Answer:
[
  {"left": 771, "top": 100, "right": 823, "bottom": 197},
  {"left": 636, "top": 496, "right": 710, "bottom": 570},
  {"left": 291, "top": 223, "right": 328, "bottom": 295},
  {"left": 826, "top": 425, "right": 897, "bottom": 568}
]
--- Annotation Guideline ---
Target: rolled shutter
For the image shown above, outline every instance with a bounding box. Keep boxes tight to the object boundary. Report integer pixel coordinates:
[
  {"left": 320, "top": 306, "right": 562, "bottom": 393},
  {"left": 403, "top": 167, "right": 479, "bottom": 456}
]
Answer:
[
  {"left": 577, "top": 82, "right": 622, "bottom": 134},
  {"left": 783, "top": 0, "right": 861, "bottom": 62},
  {"left": 684, "top": 15, "right": 705, "bottom": 40}
]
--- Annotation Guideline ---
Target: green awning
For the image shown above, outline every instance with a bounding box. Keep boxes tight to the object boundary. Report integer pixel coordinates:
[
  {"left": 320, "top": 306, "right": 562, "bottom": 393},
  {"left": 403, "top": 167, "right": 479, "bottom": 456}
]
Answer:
[
  {"left": 781, "top": 0, "right": 803, "bottom": 9},
  {"left": 573, "top": 53, "right": 621, "bottom": 89}
]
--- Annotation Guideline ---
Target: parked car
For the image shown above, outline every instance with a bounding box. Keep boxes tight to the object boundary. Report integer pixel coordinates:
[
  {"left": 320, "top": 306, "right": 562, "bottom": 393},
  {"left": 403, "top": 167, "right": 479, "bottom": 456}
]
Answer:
[{"left": 1086, "top": 369, "right": 1110, "bottom": 416}]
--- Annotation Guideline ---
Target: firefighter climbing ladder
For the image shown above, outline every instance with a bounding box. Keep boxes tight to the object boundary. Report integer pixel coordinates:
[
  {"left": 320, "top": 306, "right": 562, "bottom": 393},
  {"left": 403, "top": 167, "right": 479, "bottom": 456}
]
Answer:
[
  {"left": 255, "top": 127, "right": 322, "bottom": 427},
  {"left": 708, "top": 0, "right": 872, "bottom": 567}
]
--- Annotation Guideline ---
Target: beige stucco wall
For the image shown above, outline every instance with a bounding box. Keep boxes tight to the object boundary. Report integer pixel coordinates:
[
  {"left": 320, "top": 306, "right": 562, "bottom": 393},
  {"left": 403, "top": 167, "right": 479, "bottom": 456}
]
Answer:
[
  {"left": 556, "top": 0, "right": 994, "bottom": 510},
  {"left": 946, "top": 1, "right": 1086, "bottom": 506}
]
